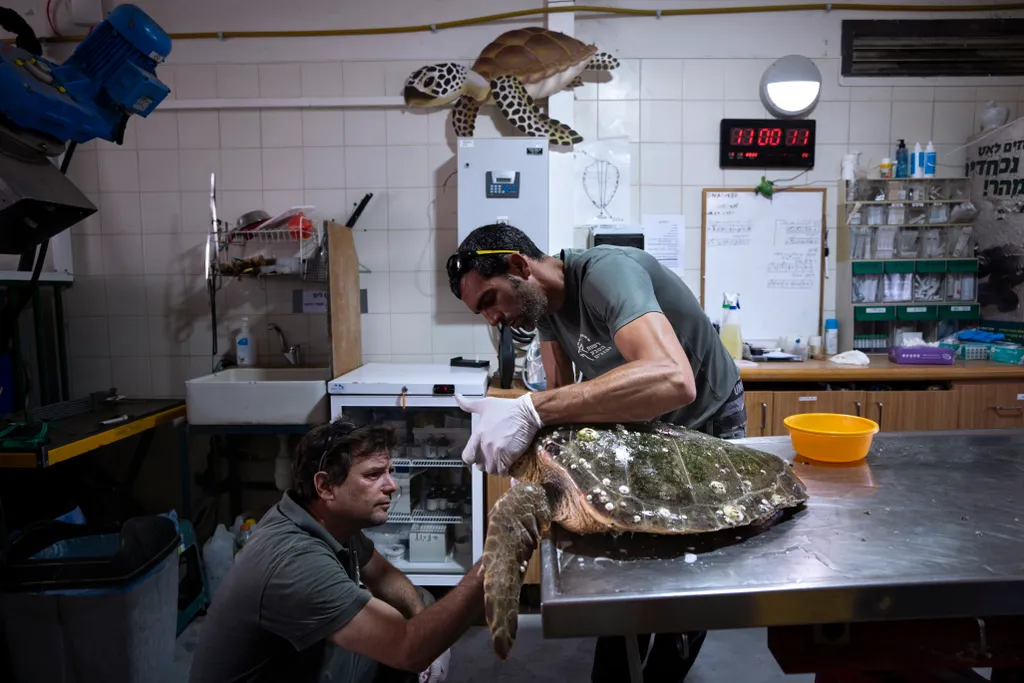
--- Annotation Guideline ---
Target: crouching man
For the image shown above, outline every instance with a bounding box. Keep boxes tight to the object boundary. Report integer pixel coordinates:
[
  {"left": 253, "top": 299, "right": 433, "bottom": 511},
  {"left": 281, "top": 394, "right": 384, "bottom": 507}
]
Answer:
[{"left": 189, "top": 419, "right": 544, "bottom": 683}]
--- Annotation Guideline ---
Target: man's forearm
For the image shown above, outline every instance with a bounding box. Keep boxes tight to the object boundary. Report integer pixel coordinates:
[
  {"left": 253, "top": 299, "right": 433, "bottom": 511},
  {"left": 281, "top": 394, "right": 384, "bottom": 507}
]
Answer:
[
  {"left": 369, "top": 564, "right": 426, "bottom": 618},
  {"left": 400, "top": 560, "right": 484, "bottom": 671},
  {"left": 531, "top": 360, "right": 695, "bottom": 425}
]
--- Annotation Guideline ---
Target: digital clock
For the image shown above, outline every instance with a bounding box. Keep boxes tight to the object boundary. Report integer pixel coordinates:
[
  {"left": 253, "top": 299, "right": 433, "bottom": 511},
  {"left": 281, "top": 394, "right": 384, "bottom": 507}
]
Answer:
[{"left": 719, "top": 118, "right": 816, "bottom": 169}]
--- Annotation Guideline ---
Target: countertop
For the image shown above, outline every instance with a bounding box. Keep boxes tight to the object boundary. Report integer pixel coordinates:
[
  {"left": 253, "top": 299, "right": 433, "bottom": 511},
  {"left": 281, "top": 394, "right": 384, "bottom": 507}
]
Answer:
[
  {"left": 487, "top": 359, "right": 1024, "bottom": 397},
  {"left": 539, "top": 429, "right": 1024, "bottom": 638}
]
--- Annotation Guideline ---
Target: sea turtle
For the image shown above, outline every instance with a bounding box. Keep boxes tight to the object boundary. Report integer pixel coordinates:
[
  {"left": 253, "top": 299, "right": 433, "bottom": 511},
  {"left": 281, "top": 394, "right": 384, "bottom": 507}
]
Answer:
[
  {"left": 481, "top": 421, "right": 809, "bottom": 659},
  {"left": 402, "top": 27, "right": 619, "bottom": 146}
]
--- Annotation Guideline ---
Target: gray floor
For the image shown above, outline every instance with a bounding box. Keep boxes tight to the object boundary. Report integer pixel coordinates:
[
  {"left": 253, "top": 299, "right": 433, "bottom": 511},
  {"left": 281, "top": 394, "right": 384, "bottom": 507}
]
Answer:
[{"left": 172, "top": 614, "right": 811, "bottom": 682}]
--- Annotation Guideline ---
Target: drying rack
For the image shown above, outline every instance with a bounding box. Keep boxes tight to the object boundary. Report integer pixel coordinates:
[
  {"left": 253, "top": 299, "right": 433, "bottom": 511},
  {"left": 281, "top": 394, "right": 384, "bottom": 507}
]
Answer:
[{"left": 201, "top": 173, "right": 374, "bottom": 360}]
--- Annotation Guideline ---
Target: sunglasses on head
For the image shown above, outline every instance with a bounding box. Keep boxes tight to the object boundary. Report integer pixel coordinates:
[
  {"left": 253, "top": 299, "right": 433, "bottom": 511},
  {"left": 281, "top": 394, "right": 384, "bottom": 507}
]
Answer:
[{"left": 445, "top": 249, "right": 518, "bottom": 298}]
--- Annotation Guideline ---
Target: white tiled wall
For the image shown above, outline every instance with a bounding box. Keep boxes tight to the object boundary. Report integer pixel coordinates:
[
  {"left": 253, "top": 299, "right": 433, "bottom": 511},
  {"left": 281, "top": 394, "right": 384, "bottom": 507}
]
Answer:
[{"left": 58, "top": 16, "right": 1024, "bottom": 400}]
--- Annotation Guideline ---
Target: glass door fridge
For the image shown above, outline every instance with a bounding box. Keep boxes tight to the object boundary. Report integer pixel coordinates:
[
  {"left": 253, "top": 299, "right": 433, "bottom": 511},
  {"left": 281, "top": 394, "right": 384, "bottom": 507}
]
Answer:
[{"left": 328, "top": 363, "right": 489, "bottom": 587}]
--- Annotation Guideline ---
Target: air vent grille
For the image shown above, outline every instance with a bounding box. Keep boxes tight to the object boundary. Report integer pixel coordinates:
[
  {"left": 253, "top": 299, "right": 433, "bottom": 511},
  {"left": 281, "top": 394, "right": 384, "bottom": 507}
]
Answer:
[{"left": 842, "top": 19, "right": 1024, "bottom": 77}]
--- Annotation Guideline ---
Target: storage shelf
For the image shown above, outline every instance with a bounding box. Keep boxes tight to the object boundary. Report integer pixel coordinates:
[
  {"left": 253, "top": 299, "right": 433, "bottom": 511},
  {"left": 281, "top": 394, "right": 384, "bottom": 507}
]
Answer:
[
  {"left": 392, "top": 458, "right": 465, "bottom": 469},
  {"left": 852, "top": 301, "right": 978, "bottom": 307},
  {"left": 386, "top": 511, "right": 466, "bottom": 525},
  {"left": 841, "top": 199, "right": 968, "bottom": 205},
  {"left": 390, "top": 556, "right": 472, "bottom": 574},
  {"left": 842, "top": 223, "right": 971, "bottom": 229},
  {"left": 846, "top": 257, "right": 976, "bottom": 262}
]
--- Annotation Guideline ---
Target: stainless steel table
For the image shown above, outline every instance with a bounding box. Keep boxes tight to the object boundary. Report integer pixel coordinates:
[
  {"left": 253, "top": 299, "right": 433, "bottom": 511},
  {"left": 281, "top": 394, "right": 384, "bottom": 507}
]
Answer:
[{"left": 540, "top": 429, "right": 1024, "bottom": 682}]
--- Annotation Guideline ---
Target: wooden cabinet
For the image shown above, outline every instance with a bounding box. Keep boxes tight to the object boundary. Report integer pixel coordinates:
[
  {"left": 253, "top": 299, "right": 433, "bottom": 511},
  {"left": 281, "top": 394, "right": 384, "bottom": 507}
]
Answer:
[
  {"left": 955, "top": 382, "right": 1024, "bottom": 429},
  {"left": 744, "top": 391, "right": 774, "bottom": 436},
  {"left": 485, "top": 474, "right": 541, "bottom": 585},
  {"left": 864, "top": 390, "right": 960, "bottom": 432},
  {"left": 771, "top": 390, "right": 866, "bottom": 435}
]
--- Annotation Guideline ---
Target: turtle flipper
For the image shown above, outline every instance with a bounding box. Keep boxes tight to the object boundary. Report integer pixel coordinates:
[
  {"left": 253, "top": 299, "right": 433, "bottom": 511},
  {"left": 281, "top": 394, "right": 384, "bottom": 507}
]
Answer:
[
  {"left": 586, "top": 52, "right": 620, "bottom": 71},
  {"left": 490, "top": 75, "right": 583, "bottom": 146},
  {"left": 482, "top": 482, "right": 551, "bottom": 660},
  {"left": 452, "top": 95, "right": 480, "bottom": 137},
  {"left": 566, "top": 76, "right": 585, "bottom": 89}
]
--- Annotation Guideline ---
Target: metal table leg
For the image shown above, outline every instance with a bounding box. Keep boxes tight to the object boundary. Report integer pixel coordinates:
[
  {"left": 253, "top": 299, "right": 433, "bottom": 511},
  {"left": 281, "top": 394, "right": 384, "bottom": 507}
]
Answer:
[
  {"left": 625, "top": 634, "right": 644, "bottom": 683},
  {"left": 175, "top": 417, "right": 192, "bottom": 520}
]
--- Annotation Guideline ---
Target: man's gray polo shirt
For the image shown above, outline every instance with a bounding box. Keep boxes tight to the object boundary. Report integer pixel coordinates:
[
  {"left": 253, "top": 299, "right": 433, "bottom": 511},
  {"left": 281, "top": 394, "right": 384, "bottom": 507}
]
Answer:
[{"left": 188, "top": 491, "right": 376, "bottom": 683}]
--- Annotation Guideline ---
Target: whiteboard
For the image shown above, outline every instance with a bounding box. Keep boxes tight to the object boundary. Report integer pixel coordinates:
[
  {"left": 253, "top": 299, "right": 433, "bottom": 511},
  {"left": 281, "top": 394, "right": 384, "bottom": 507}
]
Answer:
[{"left": 701, "top": 188, "right": 825, "bottom": 345}]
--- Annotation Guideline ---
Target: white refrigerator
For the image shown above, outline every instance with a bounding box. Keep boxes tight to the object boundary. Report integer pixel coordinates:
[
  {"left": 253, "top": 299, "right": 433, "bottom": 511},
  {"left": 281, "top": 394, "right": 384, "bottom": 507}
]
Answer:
[{"left": 328, "top": 363, "right": 489, "bottom": 586}]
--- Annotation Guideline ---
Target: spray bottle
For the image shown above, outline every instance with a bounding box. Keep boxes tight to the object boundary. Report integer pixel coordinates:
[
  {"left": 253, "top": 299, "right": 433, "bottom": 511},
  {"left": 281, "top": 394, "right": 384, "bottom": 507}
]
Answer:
[{"left": 720, "top": 293, "right": 743, "bottom": 360}]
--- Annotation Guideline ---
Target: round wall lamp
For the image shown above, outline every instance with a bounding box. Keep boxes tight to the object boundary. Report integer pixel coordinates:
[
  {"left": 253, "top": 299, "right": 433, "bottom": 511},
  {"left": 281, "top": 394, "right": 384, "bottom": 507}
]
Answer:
[{"left": 759, "top": 55, "right": 822, "bottom": 119}]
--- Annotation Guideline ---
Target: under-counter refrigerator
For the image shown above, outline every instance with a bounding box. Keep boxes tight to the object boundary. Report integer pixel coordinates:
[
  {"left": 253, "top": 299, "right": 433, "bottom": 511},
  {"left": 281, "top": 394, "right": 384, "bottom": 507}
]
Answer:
[{"left": 328, "top": 363, "right": 488, "bottom": 586}]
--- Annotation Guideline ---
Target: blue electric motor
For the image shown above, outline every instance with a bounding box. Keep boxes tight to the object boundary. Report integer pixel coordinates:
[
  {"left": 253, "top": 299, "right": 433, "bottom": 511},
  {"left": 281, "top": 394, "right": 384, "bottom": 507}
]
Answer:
[{"left": 0, "top": 3, "right": 172, "bottom": 146}]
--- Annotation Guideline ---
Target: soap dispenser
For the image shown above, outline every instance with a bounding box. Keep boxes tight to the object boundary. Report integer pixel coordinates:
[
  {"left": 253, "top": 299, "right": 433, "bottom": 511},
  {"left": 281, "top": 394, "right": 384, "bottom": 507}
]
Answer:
[
  {"left": 894, "top": 139, "right": 909, "bottom": 178},
  {"left": 236, "top": 317, "right": 256, "bottom": 367}
]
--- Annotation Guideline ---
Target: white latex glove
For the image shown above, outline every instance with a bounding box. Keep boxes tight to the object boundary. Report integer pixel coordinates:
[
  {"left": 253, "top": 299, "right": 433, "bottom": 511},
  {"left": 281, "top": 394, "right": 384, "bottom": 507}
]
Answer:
[
  {"left": 419, "top": 648, "right": 450, "bottom": 683},
  {"left": 454, "top": 393, "right": 543, "bottom": 475}
]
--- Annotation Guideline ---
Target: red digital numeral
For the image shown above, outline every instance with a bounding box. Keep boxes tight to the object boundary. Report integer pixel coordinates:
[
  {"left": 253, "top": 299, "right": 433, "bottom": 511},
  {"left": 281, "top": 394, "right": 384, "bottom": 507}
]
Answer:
[
  {"left": 785, "top": 128, "right": 810, "bottom": 146},
  {"left": 731, "top": 128, "right": 756, "bottom": 145},
  {"left": 756, "top": 128, "right": 783, "bottom": 146}
]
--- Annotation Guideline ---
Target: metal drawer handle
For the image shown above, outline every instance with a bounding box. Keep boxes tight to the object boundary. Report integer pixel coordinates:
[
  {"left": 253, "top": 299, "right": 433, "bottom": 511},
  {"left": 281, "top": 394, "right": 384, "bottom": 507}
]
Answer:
[
  {"left": 760, "top": 402, "right": 767, "bottom": 431},
  {"left": 875, "top": 401, "right": 883, "bottom": 430},
  {"left": 854, "top": 401, "right": 862, "bottom": 417},
  {"left": 993, "top": 405, "right": 1024, "bottom": 411}
]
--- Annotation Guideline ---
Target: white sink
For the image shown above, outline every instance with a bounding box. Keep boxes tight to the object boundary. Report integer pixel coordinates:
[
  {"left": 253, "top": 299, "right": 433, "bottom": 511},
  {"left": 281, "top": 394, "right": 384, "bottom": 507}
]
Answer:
[{"left": 185, "top": 367, "right": 331, "bottom": 426}]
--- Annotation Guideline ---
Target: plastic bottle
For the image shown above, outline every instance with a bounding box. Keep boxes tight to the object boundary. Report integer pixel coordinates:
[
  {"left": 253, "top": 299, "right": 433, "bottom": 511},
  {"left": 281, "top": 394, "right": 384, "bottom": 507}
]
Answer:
[
  {"left": 911, "top": 142, "right": 924, "bottom": 178},
  {"left": 879, "top": 158, "right": 894, "bottom": 179},
  {"left": 236, "top": 518, "right": 257, "bottom": 550},
  {"left": 236, "top": 316, "right": 256, "bottom": 367},
  {"left": 202, "top": 523, "right": 236, "bottom": 600},
  {"left": 894, "top": 139, "right": 909, "bottom": 178},
  {"left": 824, "top": 318, "right": 839, "bottom": 356},
  {"left": 720, "top": 293, "right": 744, "bottom": 360},
  {"left": 924, "top": 141, "right": 936, "bottom": 177}
]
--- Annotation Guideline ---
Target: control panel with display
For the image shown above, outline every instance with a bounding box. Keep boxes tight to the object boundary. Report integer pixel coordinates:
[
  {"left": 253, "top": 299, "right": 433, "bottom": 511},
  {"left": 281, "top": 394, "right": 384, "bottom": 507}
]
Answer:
[
  {"left": 719, "top": 118, "right": 816, "bottom": 169},
  {"left": 485, "top": 170, "right": 520, "bottom": 198}
]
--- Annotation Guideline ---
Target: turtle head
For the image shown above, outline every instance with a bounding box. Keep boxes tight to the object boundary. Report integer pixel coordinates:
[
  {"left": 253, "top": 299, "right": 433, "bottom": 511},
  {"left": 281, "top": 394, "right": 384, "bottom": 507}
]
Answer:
[{"left": 403, "top": 63, "right": 471, "bottom": 106}]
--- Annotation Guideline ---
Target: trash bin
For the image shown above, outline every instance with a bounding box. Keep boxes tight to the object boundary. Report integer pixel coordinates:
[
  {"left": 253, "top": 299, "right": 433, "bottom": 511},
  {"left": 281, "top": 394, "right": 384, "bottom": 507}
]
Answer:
[{"left": 0, "top": 515, "right": 181, "bottom": 683}]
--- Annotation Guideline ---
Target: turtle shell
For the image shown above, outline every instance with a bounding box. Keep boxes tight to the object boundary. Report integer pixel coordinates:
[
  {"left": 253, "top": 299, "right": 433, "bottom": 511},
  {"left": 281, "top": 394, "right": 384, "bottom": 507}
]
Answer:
[
  {"left": 536, "top": 422, "right": 809, "bottom": 535},
  {"left": 471, "top": 27, "right": 598, "bottom": 85}
]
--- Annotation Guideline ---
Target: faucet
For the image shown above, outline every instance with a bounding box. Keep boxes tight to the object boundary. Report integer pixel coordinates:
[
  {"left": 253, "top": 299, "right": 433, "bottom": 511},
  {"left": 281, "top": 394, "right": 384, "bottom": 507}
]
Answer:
[{"left": 268, "top": 323, "right": 302, "bottom": 366}]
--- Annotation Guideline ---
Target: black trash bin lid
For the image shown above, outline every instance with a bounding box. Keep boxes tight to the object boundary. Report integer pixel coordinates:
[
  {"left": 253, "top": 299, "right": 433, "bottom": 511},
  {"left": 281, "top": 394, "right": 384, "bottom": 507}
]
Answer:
[{"left": 0, "top": 515, "right": 181, "bottom": 592}]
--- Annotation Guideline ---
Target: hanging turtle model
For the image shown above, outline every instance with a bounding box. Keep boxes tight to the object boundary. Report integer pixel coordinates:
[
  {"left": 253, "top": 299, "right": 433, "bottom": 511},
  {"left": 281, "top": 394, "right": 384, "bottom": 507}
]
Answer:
[
  {"left": 402, "top": 27, "right": 619, "bottom": 146},
  {"left": 482, "top": 421, "right": 809, "bottom": 659}
]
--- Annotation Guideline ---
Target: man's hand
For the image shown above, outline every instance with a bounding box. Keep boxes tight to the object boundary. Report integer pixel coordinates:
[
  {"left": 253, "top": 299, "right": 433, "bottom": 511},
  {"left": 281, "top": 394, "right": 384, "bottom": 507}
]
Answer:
[
  {"left": 419, "top": 648, "right": 450, "bottom": 683},
  {"left": 454, "top": 394, "right": 543, "bottom": 475}
]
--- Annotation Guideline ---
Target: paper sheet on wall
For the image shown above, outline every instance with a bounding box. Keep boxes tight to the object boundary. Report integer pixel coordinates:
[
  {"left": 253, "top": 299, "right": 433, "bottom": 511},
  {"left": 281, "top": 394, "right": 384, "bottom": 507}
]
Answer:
[
  {"left": 641, "top": 214, "right": 685, "bottom": 277},
  {"left": 573, "top": 138, "right": 631, "bottom": 225}
]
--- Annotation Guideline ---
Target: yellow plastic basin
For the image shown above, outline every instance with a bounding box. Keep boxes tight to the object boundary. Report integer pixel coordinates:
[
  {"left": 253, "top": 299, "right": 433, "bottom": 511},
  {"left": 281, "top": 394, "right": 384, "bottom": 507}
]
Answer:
[{"left": 782, "top": 413, "right": 879, "bottom": 463}]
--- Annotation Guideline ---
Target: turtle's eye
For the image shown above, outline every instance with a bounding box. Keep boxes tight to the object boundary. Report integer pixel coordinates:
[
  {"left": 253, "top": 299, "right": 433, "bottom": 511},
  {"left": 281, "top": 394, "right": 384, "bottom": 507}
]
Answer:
[{"left": 423, "top": 76, "right": 435, "bottom": 90}]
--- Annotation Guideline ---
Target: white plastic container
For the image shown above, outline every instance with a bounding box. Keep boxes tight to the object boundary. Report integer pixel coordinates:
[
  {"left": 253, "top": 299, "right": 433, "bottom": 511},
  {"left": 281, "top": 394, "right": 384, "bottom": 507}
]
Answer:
[
  {"left": 912, "top": 142, "right": 924, "bottom": 178},
  {"left": 236, "top": 316, "right": 256, "bottom": 367},
  {"left": 410, "top": 524, "right": 449, "bottom": 563},
  {"left": 202, "top": 524, "right": 236, "bottom": 600},
  {"left": 924, "top": 141, "right": 936, "bottom": 177}
]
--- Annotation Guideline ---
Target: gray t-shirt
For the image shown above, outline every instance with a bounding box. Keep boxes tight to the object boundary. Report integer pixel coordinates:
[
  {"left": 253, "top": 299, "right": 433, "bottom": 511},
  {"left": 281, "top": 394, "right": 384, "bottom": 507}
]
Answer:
[
  {"left": 535, "top": 246, "right": 739, "bottom": 428},
  {"left": 188, "top": 491, "right": 376, "bottom": 683}
]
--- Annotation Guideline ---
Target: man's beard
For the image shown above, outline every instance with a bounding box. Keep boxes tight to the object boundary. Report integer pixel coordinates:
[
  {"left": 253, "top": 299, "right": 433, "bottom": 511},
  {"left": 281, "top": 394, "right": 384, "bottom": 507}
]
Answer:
[{"left": 508, "top": 276, "right": 548, "bottom": 330}]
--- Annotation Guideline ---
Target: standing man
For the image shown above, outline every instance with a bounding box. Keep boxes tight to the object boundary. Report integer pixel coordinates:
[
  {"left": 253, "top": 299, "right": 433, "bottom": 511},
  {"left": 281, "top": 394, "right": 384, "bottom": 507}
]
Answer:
[
  {"left": 446, "top": 223, "right": 746, "bottom": 683},
  {"left": 188, "top": 418, "right": 545, "bottom": 683}
]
